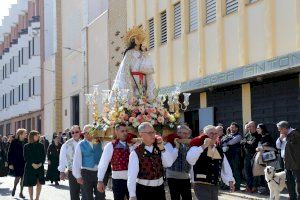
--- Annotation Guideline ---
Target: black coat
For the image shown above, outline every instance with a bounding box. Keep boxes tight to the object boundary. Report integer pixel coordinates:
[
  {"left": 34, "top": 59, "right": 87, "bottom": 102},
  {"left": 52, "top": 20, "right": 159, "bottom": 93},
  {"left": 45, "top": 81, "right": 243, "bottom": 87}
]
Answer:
[
  {"left": 0, "top": 142, "right": 8, "bottom": 177},
  {"left": 45, "top": 143, "right": 61, "bottom": 181},
  {"left": 23, "top": 142, "right": 46, "bottom": 187},
  {"left": 285, "top": 129, "right": 300, "bottom": 170},
  {"left": 7, "top": 139, "right": 26, "bottom": 177}
]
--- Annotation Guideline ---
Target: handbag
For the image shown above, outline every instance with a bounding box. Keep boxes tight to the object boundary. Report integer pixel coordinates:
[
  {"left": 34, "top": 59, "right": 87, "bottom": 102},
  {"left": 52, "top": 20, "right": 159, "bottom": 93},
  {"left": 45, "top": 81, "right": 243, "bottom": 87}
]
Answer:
[{"left": 262, "top": 151, "right": 277, "bottom": 162}]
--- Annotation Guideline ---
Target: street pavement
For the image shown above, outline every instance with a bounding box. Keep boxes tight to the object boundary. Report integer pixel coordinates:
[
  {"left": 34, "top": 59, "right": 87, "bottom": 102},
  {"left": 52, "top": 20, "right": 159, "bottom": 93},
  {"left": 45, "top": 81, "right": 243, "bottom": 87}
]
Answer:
[{"left": 0, "top": 175, "right": 291, "bottom": 200}]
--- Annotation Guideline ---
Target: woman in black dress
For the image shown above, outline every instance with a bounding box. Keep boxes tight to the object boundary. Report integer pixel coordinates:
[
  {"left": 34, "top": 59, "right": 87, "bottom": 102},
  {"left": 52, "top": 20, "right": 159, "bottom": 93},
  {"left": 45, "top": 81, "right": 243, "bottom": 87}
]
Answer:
[
  {"left": 45, "top": 135, "right": 61, "bottom": 185},
  {"left": 7, "top": 128, "right": 27, "bottom": 198},
  {"left": 23, "top": 131, "right": 46, "bottom": 200}
]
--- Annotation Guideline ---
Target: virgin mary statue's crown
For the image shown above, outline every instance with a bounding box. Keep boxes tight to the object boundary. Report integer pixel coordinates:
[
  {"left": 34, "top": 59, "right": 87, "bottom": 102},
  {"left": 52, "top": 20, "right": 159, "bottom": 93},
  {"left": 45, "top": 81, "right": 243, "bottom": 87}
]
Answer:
[{"left": 123, "top": 26, "right": 148, "bottom": 47}]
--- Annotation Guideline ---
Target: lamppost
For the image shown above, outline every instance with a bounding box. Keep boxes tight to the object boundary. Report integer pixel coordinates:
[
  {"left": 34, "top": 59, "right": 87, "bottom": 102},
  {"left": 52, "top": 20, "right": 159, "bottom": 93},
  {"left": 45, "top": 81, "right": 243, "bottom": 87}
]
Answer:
[{"left": 63, "top": 46, "right": 89, "bottom": 124}]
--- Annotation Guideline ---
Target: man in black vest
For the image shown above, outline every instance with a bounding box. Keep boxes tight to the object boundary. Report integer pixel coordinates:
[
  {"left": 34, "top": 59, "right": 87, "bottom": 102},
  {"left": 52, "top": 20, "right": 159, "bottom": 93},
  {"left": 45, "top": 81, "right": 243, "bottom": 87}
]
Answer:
[
  {"left": 187, "top": 125, "right": 235, "bottom": 200},
  {"left": 277, "top": 121, "right": 300, "bottom": 200}
]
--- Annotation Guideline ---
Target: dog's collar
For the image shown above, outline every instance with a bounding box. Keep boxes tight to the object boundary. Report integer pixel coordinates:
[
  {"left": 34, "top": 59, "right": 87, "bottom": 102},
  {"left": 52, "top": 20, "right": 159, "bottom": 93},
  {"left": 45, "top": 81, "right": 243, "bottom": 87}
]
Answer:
[{"left": 267, "top": 175, "right": 280, "bottom": 185}]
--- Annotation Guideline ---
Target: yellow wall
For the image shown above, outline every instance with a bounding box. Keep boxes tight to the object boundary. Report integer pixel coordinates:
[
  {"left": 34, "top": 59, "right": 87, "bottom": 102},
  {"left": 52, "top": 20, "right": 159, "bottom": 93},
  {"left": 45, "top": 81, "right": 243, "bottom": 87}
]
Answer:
[{"left": 127, "top": 0, "right": 300, "bottom": 88}]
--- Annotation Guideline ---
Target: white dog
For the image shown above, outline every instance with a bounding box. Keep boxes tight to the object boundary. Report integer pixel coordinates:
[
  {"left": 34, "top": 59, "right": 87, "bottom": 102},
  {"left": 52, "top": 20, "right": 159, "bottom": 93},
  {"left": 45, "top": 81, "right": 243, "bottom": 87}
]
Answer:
[{"left": 264, "top": 166, "right": 286, "bottom": 200}]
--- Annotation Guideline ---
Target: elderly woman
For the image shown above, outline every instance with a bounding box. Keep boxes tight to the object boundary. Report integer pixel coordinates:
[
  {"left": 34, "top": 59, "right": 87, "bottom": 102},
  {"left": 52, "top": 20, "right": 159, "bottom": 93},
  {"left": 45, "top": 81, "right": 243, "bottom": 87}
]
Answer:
[
  {"left": 164, "top": 124, "right": 192, "bottom": 200},
  {"left": 252, "top": 123, "right": 276, "bottom": 195}
]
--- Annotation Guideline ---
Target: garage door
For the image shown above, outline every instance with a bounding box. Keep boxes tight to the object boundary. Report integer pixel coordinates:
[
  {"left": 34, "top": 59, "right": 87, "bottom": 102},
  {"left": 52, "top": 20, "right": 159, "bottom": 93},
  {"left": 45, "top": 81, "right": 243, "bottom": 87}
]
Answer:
[
  {"left": 251, "top": 74, "right": 300, "bottom": 136},
  {"left": 207, "top": 85, "right": 243, "bottom": 128}
]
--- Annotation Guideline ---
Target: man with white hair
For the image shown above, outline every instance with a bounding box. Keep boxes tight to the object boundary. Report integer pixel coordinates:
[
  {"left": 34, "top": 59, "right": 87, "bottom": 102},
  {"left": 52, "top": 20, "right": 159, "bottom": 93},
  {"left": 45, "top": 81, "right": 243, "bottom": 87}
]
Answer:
[
  {"left": 187, "top": 125, "right": 235, "bottom": 200},
  {"left": 127, "top": 122, "right": 174, "bottom": 200},
  {"left": 58, "top": 125, "right": 82, "bottom": 200},
  {"left": 277, "top": 121, "right": 300, "bottom": 200},
  {"left": 72, "top": 124, "right": 105, "bottom": 200},
  {"left": 165, "top": 124, "right": 192, "bottom": 200}
]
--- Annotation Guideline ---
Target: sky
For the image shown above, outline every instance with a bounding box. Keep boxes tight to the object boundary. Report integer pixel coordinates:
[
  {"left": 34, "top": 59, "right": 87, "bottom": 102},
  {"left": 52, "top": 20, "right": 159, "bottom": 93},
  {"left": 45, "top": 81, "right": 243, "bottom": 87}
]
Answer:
[{"left": 0, "top": 0, "right": 18, "bottom": 26}]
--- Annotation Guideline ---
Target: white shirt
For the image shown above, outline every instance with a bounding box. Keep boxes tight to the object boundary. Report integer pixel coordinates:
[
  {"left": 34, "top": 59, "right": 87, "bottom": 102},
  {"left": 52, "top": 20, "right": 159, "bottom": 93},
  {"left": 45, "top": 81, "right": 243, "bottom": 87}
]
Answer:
[
  {"left": 186, "top": 146, "right": 235, "bottom": 185},
  {"left": 164, "top": 142, "right": 179, "bottom": 163},
  {"left": 276, "top": 137, "right": 287, "bottom": 158},
  {"left": 127, "top": 144, "right": 174, "bottom": 198},
  {"left": 97, "top": 141, "right": 134, "bottom": 182},
  {"left": 72, "top": 139, "right": 101, "bottom": 179},
  {"left": 57, "top": 139, "right": 79, "bottom": 172}
]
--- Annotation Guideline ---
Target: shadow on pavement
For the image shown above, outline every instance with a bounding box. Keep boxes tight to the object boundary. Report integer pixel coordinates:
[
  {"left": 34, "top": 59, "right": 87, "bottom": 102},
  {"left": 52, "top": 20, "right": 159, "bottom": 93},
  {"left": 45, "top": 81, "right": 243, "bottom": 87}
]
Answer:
[
  {"left": 0, "top": 187, "right": 11, "bottom": 196},
  {"left": 47, "top": 184, "right": 70, "bottom": 190}
]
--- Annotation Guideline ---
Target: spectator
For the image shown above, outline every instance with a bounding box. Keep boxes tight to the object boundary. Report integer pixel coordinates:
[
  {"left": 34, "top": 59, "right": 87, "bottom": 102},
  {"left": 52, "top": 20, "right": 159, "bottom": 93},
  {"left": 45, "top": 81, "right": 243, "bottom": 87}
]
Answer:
[
  {"left": 241, "top": 121, "right": 261, "bottom": 193},
  {"left": 0, "top": 137, "right": 8, "bottom": 177},
  {"left": 46, "top": 135, "right": 62, "bottom": 185},
  {"left": 221, "top": 122, "right": 242, "bottom": 191},
  {"left": 40, "top": 136, "right": 49, "bottom": 156},
  {"left": 7, "top": 129, "right": 27, "bottom": 198},
  {"left": 23, "top": 130, "right": 46, "bottom": 200},
  {"left": 252, "top": 123, "right": 276, "bottom": 195},
  {"left": 277, "top": 121, "right": 300, "bottom": 200}
]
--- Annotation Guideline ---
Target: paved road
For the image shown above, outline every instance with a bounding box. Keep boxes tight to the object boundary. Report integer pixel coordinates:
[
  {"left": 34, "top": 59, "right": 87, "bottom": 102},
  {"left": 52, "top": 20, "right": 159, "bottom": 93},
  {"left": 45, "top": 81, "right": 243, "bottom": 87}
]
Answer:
[{"left": 0, "top": 175, "right": 290, "bottom": 199}]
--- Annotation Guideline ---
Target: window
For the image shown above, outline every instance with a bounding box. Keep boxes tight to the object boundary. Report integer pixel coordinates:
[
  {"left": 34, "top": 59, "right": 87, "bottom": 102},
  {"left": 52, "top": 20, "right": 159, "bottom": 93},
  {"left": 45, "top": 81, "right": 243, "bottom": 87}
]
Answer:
[
  {"left": 5, "top": 64, "right": 8, "bottom": 78},
  {"left": 33, "top": 76, "right": 41, "bottom": 95},
  {"left": 18, "top": 85, "right": 21, "bottom": 102},
  {"left": 18, "top": 50, "right": 21, "bottom": 67},
  {"left": 160, "top": 11, "right": 167, "bottom": 45},
  {"left": 27, "top": 118, "right": 31, "bottom": 131},
  {"left": 29, "top": 41, "right": 31, "bottom": 59},
  {"left": 10, "top": 59, "right": 13, "bottom": 74},
  {"left": 249, "top": 0, "right": 258, "bottom": 3},
  {"left": 29, "top": 79, "right": 32, "bottom": 97},
  {"left": 206, "top": 0, "right": 216, "bottom": 24},
  {"left": 189, "top": 0, "right": 198, "bottom": 32},
  {"left": 174, "top": 2, "right": 181, "bottom": 39},
  {"left": 226, "top": 0, "right": 238, "bottom": 15},
  {"left": 148, "top": 18, "right": 154, "bottom": 49}
]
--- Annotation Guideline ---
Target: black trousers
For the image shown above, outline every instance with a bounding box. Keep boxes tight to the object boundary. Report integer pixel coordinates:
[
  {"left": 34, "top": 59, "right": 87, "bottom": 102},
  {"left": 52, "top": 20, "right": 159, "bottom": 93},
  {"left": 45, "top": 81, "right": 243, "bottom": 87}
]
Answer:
[
  {"left": 81, "top": 169, "right": 105, "bottom": 200},
  {"left": 68, "top": 170, "right": 81, "bottom": 200},
  {"left": 112, "top": 179, "right": 129, "bottom": 200},
  {"left": 136, "top": 183, "right": 166, "bottom": 200},
  {"left": 167, "top": 178, "right": 192, "bottom": 200},
  {"left": 292, "top": 170, "right": 300, "bottom": 200}
]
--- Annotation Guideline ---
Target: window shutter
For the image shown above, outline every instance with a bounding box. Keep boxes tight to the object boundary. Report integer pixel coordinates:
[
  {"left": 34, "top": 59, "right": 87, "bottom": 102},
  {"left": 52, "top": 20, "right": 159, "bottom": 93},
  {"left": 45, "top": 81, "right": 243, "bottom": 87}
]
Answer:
[
  {"left": 5, "top": 64, "right": 8, "bottom": 78},
  {"left": 18, "top": 85, "right": 21, "bottom": 102},
  {"left": 29, "top": 79, "right": 32, "bottom": 97},
  {"left": 29, "top": 41, "right": 31, "bottom": 59},
  {"left": 18, "top": 50, "right": 21, "bottom": 67},
  {"left": 13, "top": 56, "right": 19, "bottom": 72},
  {"left": 189, "top": 0, "right": 198, "bottom": 32},
  {"left": 33, "top": 36, "right": 40, "bottom": 55},
  {"left": 174, "top": 2, "right": 181, "bottom": 39},
  {"left": 33, "top": 76, "right": 41, "bottom": 95},
  {"left": 206, "top": 0, "right": 216, "bottom": 24},
  {"left": 6, "top": 93, "right": 9, "bottom": 108},
  {"left": 148, "top": 18, "right": 155, "bottom": 49},
  {"left": 226, "top": 0, "right": 238, "bottom": 15},
  {"left": 14, "top": 87, "right": 18, "bottom": 104},
  {"left": 0, "top": 95, "right": 3, "bottom": 110},
  {"left": 10, "top": 59, "right": 13, "bottom": 74},
  {"left": 22, "top": 47, "right": 29, "bottom": 65},
  {"left": 23, "top": 83, "right": 29, "bottom": 100},
  {"left": 160, "top": 11, "right": 167, "bottom": 45},
  {"left": 0, "top": 69, "right": 3, "bottom": 83}
]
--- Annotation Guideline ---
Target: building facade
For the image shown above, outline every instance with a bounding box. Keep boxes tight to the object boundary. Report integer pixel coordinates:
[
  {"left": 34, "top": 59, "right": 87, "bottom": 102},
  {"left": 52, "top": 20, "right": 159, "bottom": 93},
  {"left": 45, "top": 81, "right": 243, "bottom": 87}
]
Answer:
[
  {"left": 127, "top": 0, "right": 300, "bottom": 135},
  {"left": 42, "top": 0, "right": 127, "bottom": 138},
  {"left": 0, "top": 0, "right": 43, "bottom": 135}
]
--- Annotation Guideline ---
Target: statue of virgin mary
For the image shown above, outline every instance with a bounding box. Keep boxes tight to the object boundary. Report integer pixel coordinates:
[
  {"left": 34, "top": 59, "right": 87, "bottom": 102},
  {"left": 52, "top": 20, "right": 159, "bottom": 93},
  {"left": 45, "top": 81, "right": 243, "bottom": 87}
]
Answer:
[{"left": 110, "top": 26, "right": 156, "bottom": 102}]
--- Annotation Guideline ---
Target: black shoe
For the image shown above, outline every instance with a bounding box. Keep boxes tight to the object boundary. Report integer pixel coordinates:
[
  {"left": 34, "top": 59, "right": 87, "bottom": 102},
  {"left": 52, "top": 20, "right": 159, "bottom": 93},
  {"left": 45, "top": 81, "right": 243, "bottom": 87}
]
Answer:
[
  {"left": 11, "top": 188, "right": 16, "bottom": 196},
  {"left": 55, "top": 181, "right": 59, "bottom": 186},
  {"left": 19, "top": 193, "right": 25, "bottom": 199}
]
